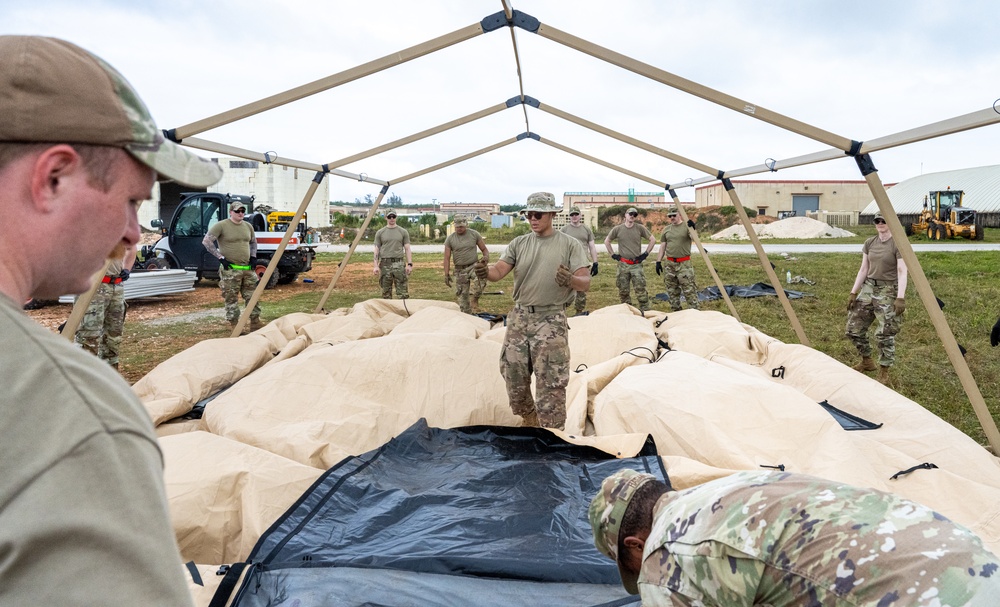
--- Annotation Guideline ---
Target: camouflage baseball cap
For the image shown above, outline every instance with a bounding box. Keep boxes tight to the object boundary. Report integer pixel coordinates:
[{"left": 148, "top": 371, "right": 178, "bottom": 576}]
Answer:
[
  {"left": 524, "top": 191, "right": 558, "bottom": 213},
  {"left": 667, "top": 206, "right": 679, "bottom": 215},
  {"left": 589, "top": 469, "right": 656, "bottom": 595},
  {"left": 569, "top": 206, "right": 582, "bottom": 215},
  {"left": 229, "top": 200, "right": 247, "bottom": 211},
  {"left": 626, "top": 207, "right": 639, "bottom": 215},
  {"left": 453, "top": 216, "right": 468, "bottom": 226},
  {"left": 874, "top": 212, "right": 885, "bottom": 221},
  {"left": 0, "top": 36, "right": 222, "bottom": 188}
]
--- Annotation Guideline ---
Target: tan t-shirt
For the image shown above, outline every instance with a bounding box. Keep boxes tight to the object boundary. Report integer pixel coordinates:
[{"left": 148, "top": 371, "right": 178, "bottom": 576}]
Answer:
[
  {"left": 562, "top": 224, "right": 594, "bottom": 248},
  {"left": 374, "top": 225, "right": 410, "bottom": 259},
  {"left": 444, "top": 229, "right": 483, "bottom": 267},
  {"left": 0, "top": 293, "right": 195, "bottom": 606},
  {"left": 863, "top": 235, "right": 901, "bottom": 281},
  {"left": 607, "top": 223, "right": 652, "bottom": 259},
  {"left": 500, "top": 231, "right": 590, "bottom": 307},
  {"left": 660, "top": 223, "right": 693, "bottom": 259},
  {"left": 208, "top": 219, "right": 255, "bottom": 265}
]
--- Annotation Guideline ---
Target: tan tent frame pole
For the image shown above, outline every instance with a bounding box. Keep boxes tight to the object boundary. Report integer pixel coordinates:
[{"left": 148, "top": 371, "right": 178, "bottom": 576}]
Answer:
[
  {"left": 232, "top": 172, "right": 325, "bottom": 337},
  {"left": 538, "top": 137, "right": 740, "bottom": 320},
  {"left": 62, "top": 259, "right": 114, "bottom": 341},
  {"left": 857, "top": 154, "right": 1000, "bottom": 452},
  {"left": 723, "top": 183, "right": 811, "bottom": 346},
  {"left": 667, "top": 191, "right": 740, "bottom": 321},
  {"left": 313, "top": 136, "right": 520, "bottom": 312},
  {"left": 315, "top": 188, "right": 388, "bottom": 313},
  {"left": 323, "top": 102, "right": 513, "bottom": 169},
  {"left": 500, "top": 1, "right": 530, "bottom": 128},
  {"left": 173, "top": 23, "right": 489, "bottom": 139},
  {"left": 534, "top": 23, "right": 854, "bottom": 151},
  {"left": 179, "top": 136, "right": 387, "bottom": 185}
]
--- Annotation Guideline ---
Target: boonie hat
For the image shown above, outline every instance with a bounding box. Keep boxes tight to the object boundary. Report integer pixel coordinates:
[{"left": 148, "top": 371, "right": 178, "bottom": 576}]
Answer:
[
  {"left": 626, "top": 207, "right": 639, "bottom": 215},
  {"left": 523, "top": 191, "right": 558, "bottom": 214},
  {"left": 453, "top": 216, "right": 468, "bottom": 225},
  {"left": 0, "top": 35, "right": 222, "bottom": 188},
  {"left": 589, "top": 469, "right": 656, "bottom": 595}
]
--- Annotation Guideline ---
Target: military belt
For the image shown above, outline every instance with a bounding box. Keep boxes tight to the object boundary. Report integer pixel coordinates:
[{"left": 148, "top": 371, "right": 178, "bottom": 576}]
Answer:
[
  {"left": 515, "top": 303, "right": 568, "bottom": 314},
  {"left": 101, "top": 275, "right": 123, "bottom": 284},
  {"left": 230, "top": 264, "right": 252, "bottom": 271},
  {"left": 666, "top": 256, "right": 691, "bottom": 263},
  {"left": 381, "top": 257, "right": 403, "bottom": 262},
  {"left": 619, "top": 257, "right": 638, "bottom": 265},
  {"left": 866, "top": 278, "right": 896, "bottom": 286},
  {"left": 454, "top": 262, "right": 474, "bottom": 270}
]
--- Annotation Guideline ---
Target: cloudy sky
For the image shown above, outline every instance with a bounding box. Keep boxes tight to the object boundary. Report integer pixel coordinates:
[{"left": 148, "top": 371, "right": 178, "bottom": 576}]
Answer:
[{"left": 5, "top": 1, "right": 999, "bottom": 205}]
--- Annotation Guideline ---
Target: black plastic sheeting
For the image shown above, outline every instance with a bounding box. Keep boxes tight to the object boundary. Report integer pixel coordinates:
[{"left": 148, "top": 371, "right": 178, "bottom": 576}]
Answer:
[
  {"left": 221, "top": 419, "right": 665, "bottom": 607},
  {"left": 818, "top": 400, "right": 884, "bottom": 431},
  {"left": 696, "top": 282, "right": 814, "bottom": 301}
]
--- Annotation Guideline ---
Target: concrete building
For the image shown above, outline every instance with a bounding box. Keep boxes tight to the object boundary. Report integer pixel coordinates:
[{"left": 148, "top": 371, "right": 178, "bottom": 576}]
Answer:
[
  {"left": 439, "top": 202, "right": 501, "bottom": 219},
  {"left": 694, "top": 180, "right": 877, "bottom": 221},
  {"left": 563, "top": 190, "right": 670, "bottom": 211}
]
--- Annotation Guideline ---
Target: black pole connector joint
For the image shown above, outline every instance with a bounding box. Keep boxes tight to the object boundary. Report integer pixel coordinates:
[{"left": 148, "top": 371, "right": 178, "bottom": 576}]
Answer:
[
  {"left": 505, "top": 96, "right": 523, "bottom": 108},
  {"left": 516, "top": 132, "right": 540, "bottom": 141},
  {"left": 847, "top": 140, "right": 863, "bottom": 156},
  {"left": 380, "top": 185, "right": 389, "bottom": 195},
  {"left": 716, "top": 170, "right": 725, "bottom": 180},
  {"left": 511, "top": 10, "right": 541, "bottom": 33},
  {"left": 312, "top": 171, "right": 326, "bottom": 184},
  {"left": 480, "top": 11, "right": 508, "bottom": 33},
  {"left": 321, "top": 164, "right": 330, "bottom": 173},
  {"left": 855, "top": 153, "right": 878, "bottom": 176},
  {"left": 521, "top": 95, "right": 540, "bottom": 108},
  {"left": 722, "top": 178, "right": 734, "bottom": 191},
  {"left": 667, "top": 189, "right": 677, "bottom": 199},
  {"left": 163, "top": 128, "right": 180, "bottom": 143}
]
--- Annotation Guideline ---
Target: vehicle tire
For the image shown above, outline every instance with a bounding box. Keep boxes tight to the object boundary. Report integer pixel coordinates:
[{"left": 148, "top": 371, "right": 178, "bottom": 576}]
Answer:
[
  {"left": 260, "top": 270, "right": 279, "bottom": 289},
  {"left": 926, "top": 225, "right": 935, "bottom": 240},
  {"left": 277, "top": 272, "right": 298, "bottom": 285},
  {"left": 975, "top": 218, "right": 985, "bottom": 241},
  {"left": 904, "top": 223, "right": 913, "bottom": 236},
  {"left": 145, "top": 257, "right": 172, "bottom": 270}
]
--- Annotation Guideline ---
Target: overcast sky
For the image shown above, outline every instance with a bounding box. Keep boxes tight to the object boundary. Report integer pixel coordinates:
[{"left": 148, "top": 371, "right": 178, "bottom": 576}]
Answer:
[{"left": 5, "top": 1, "right": 999, "bottom": 205}]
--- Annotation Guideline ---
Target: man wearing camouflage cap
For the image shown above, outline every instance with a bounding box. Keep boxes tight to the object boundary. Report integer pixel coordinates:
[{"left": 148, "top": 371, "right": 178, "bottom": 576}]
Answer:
[
  {"left": 203, "top": 199, "right": 263, "bottom": 333},
  {"left": 846, "top": 212, "right": 907, "bottom": 384},
  {"left": 590, "top": 469, "right": 1000, "bottom": 605},
  {"left": 604, "top": 207, "right": 656, "bottom": 313},
  {"left": 443, "top": 216, "right": 489, "bottom": 314},
  {"left": 0, "top": 36, "right": 222, "bottom": 604},
  {"left": 561, "top": 206, "right": 599, "bottom": 315},
  {"left": 654, "top": 207, "right": 700, "bottom": 312},
  {"left": 475, "top": 192, "right": 591, "bottom": 428}
]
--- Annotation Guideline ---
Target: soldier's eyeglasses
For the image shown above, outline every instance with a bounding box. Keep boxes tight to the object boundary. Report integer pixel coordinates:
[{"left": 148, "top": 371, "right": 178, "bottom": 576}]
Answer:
[
  {"left": 526, "top": 212, "right": 545, "bottom": 220},
  {"left": 873, "top": 218, "right": 886, "bottom": 224},
  {"left": 233, "top": 208, "right": 246, "bottom": 214}
]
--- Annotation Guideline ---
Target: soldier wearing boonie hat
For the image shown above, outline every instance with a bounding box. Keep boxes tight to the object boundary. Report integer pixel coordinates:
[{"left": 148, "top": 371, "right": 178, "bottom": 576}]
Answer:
[
  {"left": 603, "top": 206, "right": 656, "bottom": 312},
  {"left": 590, "top": 468, "right": 1000, "bottom": 604},
  {"left": 561, "top": 206, "right": 599, "bottom": 315},
  {"left": 474, "top": 191, "right": 591, "bottom": 429},
  {"left": 0, "top": 35, "right": 222, "bottom": 605},
  {"left": 443, "top": 215, "right": 489, "bottom": 314}
]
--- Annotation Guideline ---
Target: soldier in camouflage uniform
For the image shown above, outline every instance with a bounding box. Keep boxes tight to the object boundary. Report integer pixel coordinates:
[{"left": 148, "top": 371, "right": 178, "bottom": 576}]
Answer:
[
  {"left": 373, "top": 211, "right": 412, "bottom": 299},
  {"left": 443, "top": 216, "right": 489, "bottom": 314},
  {"left": 75, "top": 246, "right": 135, "bottom": 369},
  {"left": 654, "top": 207, "right": 699, "bottom": 312},
  {"left": 846, "top": 213, "right": 907, "bottom": 384},
  {"left": 203, "top": 200, "right": 263, "bottom": 333},
  {"left": 561, "top": 207, "right": 599, "bottom": 315},
  {"left": 590, "top": 468, "right": 1000, "bottom": 606},
  {"left": 475, "top": 193, "right": 591, "bottom": 429},
  {"left": 604, "top": 207, "right": 656, "bottom": 313}
]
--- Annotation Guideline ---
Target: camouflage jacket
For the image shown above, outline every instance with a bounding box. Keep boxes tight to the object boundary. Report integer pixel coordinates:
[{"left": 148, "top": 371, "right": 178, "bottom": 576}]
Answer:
[{"left": 639, "top": 471, "right": 999, "bottom": 606}]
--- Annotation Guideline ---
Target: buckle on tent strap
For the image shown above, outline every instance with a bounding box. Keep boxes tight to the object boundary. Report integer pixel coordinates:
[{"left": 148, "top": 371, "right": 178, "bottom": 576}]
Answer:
[
  {"left": 771, "top": 366, "right": 785, "bottom": 379},
  {"left": 890, "top": 462, "right": 938, "bottom": 480}
]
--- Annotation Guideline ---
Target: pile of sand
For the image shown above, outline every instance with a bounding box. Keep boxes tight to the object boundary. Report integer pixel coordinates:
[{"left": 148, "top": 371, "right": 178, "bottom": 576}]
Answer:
[{"left": 710, "top": 216, "right": 854, "bottom": 240}]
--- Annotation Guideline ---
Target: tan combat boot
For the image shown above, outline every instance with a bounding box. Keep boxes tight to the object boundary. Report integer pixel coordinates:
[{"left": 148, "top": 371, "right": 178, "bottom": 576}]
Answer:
[
  {"left": 853, "top": 356, "right": 877, "bottom": 373},
  {"left": 520, "top": 410, "right": 540, "bottom": 428},
  {"left": 877, "top": 366, "right": 891, "bottom": 384}
]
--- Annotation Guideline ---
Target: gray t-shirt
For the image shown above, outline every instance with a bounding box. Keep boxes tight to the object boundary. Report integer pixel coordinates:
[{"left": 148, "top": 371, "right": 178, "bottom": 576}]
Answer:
[
  {"left": 0, "top": 293, "right": 195, "bottom": 605},
  {"left": 374, "top": 225, "right": 410, "bottom": 259},
  {"left": 607, "top": 223, "right": 652, "bottom": 259},
  {"left": 862, "top": 235, "right": 901, "bottom": 281},
  {"left": 500, "top": 231, "right": 590, "bottom": 307},
  {"left": 562, "top": 224, "right": 594, "bottom": 248},
  {"left": 444, "top": 229, "right": 483, "bottom": 267},
  {"left": 659, "top": 223, "right": 693, "bottom": 259}
]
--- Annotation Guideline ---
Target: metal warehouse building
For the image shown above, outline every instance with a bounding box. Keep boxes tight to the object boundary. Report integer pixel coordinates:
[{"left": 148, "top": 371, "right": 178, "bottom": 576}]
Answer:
[{"left": 860, "top": 164, "right": 1000, "bottom": 227}]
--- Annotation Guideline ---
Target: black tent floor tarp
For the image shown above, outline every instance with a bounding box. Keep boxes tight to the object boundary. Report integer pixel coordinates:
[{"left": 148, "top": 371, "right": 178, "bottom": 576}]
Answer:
[{"left": 217, "top": 420, "right": 665, "bottom": 607}]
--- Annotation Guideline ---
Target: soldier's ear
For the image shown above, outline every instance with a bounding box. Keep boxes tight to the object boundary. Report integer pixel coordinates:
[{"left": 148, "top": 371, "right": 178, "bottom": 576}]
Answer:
[{"left": 622, "top": 535, "right": 646, "bottom": 553}]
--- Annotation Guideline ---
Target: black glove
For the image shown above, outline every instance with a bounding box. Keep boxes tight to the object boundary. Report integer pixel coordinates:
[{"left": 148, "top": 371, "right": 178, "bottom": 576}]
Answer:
[
  {"left": 249, "top": 256, "right": 258, "bottom": 268},
  {"left": 687, "top": 219, "right": 696, "bottom": 229},
  {"left": 118, "top": 268, "right": 130, "bottom": 282},
  {"left": 635, "top": 252, "right": 648, "bottom": 263},
  {"left": 611, "top": 253, "right": 621, "bottom": 262},
  {"left": 219, "top": 257, "right": 233, "bottom": 270},
  {"left": 590, "top": 262, "right": 598, "bottom": 276},
  {"left": 655, "top": 261, "right": 663, "bottom": 275},
  {"left": 991, "top": 317, "right": 1000, "bottom": 348}
]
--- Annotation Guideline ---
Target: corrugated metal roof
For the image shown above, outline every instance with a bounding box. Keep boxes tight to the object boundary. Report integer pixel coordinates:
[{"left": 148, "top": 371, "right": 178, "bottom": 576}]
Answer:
[{"left": 861, "top": 165, "right": 1000, "bottom": 215}]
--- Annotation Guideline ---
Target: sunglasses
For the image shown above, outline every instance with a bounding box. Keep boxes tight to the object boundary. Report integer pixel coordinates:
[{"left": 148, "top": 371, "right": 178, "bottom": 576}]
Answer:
[
  {"left": 525, "top": 211, "right": 546, "bottom": 220},
  {"left": 874, "top": 218, "right": 886, "bottom": 224},
  {"left": 232, "top": 208, "right": 246, "bottom": 214},
  {"left": 668, "top": 213, "right": 678, "bottom": 218},
  {"left": 628, "top": 212, "right": 638, "bottom": 217},
  {"left": 387, "top": 215, "right": 397, "bottom": 219}
]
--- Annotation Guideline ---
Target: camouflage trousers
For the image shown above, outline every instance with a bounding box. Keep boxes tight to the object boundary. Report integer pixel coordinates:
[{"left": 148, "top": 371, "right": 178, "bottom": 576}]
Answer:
[
  {"left": 454, "top": 263, "right": 485, "bottom": 314},
  {"left": 571, "top": 290, "right": 587, "bottom": 315},
  {"left": 663, "top": 259, "right": 699, "bottom": 311},
  {"left": 219, "top": 267, "right": 261, "bottom": 323},
  {"left": 379, "top": 258, "right": 409, "bottom": 299},
  {"left": 845, "top": 280, "right": 901, "bottom": 367},
  {"left": 500, "top": 307, "right": 569, "bottom": 429},
  {"left": 615, "top": 261, "right": 649, "bottom": 312},
  {"left": 75, "top": 281, "right": 126, "bottom": 365}
]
